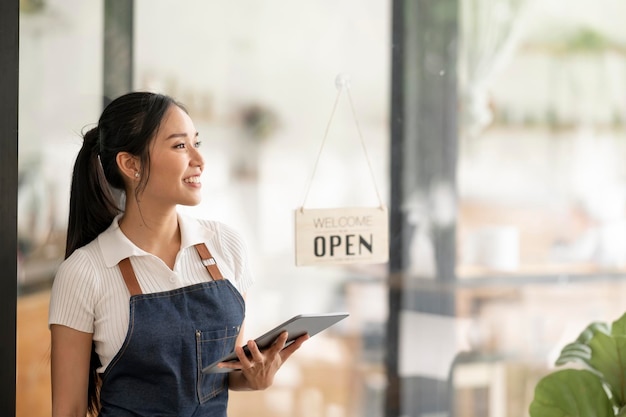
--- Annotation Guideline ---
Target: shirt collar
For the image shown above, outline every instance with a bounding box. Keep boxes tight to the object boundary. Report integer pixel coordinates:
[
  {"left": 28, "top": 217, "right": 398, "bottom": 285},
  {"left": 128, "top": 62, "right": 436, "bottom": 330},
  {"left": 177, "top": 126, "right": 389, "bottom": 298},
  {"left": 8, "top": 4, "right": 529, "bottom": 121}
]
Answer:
[
  {"left": 178, "top": 211, "right": 215, "bottom": 250},
  {"left": 99, "top": 212, "right": 215, "bottom": 268}
]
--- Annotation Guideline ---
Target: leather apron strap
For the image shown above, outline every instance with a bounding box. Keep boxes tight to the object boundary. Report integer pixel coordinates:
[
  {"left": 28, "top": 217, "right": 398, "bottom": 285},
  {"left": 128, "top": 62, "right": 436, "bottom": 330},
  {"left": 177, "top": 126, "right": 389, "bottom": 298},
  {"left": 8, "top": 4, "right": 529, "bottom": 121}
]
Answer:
[
  {"left": 194, "top": 243, "right": 224, "bottom": 280},
  {"left": 118, "top": 243, "right": 224, "bottom": 296},
  {"left": 118, "top": 258, "right": 142, "bottom": 296}
]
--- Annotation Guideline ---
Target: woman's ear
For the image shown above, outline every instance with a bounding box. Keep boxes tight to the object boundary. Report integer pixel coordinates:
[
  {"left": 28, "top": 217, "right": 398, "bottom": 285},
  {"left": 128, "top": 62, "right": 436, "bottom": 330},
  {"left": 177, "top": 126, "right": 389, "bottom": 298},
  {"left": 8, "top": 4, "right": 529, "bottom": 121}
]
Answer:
[{"left": 116, "top": 152, "right": 141, "bottom": 181}]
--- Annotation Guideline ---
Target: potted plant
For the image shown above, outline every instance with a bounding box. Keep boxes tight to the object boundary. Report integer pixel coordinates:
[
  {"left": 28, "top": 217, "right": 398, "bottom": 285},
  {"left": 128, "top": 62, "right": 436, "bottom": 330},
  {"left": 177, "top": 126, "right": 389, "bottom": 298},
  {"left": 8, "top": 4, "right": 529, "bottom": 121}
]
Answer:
[{"left": 529, "top": 312, "right": 626, "bottom": 416}]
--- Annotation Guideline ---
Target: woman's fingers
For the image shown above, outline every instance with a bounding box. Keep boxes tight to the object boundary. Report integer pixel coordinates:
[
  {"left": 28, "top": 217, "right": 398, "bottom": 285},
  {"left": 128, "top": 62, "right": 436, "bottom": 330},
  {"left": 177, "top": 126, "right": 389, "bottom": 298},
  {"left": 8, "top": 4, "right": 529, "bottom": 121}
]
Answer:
[
  {"left": 269, "top": 331, "right": 289, "bottom": 353},
  {"left": 218, "top": 331, "right": 309, "bottom": 373},
  {"left": 279, "top": 333, "right": 310, "bottom": 362}
]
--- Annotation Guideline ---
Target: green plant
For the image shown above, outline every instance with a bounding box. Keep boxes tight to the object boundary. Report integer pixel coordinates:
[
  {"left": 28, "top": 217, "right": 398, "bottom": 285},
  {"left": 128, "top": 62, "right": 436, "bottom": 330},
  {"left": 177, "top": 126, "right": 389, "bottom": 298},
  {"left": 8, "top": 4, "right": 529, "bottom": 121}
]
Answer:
[{"left": 529, "top": 313, "right": 626, "bottom": 417}]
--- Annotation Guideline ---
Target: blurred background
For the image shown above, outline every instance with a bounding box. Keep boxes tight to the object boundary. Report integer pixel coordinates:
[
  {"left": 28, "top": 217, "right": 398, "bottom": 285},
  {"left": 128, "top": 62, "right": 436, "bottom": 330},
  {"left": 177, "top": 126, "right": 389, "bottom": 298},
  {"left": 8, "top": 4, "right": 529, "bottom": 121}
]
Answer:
[{"left": 15, "top": 0, "right": 626, "bottom": 416}]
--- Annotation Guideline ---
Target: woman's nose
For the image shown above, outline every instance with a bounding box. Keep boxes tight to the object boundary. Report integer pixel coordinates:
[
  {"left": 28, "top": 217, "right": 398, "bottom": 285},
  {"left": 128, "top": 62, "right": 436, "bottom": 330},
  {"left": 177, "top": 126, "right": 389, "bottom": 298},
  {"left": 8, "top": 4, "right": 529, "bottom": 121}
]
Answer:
[{"left": 191, "top": 147, "right": 205, "bottom": 168}]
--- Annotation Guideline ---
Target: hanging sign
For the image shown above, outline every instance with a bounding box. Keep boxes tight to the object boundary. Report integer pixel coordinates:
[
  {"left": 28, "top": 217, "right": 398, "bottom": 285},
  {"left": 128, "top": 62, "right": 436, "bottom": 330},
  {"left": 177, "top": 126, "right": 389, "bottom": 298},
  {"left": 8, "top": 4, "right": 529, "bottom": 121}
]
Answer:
[
  {"left": 295, "top": 206, "right": 389, "bottom": 266},
  {"left": 296, "top": 73, "right": 388, "bottom": 266}
]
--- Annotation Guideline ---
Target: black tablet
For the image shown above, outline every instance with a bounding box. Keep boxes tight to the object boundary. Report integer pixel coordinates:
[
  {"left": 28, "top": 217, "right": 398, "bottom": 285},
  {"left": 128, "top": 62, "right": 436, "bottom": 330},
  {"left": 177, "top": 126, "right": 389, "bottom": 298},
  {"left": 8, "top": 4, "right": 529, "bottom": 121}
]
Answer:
[{"left": 202, "top": 312, "right": 349, "bottom": 374}]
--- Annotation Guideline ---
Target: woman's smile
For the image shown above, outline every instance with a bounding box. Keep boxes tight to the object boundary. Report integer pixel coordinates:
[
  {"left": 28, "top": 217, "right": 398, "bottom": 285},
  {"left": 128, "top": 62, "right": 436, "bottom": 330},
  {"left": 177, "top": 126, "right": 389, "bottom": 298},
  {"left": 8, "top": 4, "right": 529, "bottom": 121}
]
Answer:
[{"left": 183, "top": 175, "right": 202, "bottom": 185}]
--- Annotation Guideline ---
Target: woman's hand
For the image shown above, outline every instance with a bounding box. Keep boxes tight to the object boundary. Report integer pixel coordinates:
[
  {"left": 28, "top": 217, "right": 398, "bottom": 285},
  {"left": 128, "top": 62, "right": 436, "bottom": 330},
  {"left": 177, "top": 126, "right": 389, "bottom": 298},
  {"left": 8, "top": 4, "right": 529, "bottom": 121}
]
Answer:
[{"left": 225, "top": 331, "right": 309, "bottom": 391}]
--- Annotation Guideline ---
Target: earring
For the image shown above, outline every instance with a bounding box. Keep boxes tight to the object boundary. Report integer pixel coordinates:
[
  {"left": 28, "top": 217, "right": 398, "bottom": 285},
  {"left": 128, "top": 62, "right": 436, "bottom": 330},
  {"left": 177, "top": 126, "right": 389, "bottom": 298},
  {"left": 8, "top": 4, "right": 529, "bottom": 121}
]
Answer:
[{"left": 134, "top": 172, "right": 140, "bottom": 179}]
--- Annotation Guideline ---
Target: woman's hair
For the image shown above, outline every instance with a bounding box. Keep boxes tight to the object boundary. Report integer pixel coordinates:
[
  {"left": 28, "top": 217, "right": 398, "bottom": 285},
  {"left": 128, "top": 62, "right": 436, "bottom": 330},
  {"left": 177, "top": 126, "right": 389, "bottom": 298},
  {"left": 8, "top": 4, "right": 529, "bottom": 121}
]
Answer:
[
  {"left": 65, "top": 91, "right": 181, "bottom": 259},
  {"left": 64, "top": 91, "right": 182, "bottom": 415}
]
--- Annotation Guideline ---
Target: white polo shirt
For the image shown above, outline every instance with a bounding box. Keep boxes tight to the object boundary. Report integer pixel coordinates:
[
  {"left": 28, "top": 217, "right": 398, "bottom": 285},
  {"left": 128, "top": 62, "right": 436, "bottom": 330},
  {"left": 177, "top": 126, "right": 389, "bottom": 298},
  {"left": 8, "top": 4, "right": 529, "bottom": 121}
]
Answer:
[{"left": 49, "top": 212, "right": 254, "bottom": 372}]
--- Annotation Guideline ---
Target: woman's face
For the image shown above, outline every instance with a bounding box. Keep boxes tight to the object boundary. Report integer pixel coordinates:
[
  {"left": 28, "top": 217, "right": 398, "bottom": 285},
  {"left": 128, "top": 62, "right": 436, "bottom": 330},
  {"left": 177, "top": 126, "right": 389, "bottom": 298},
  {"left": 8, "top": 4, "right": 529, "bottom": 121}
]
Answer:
[{"left": 141, "top": 105, "right": 205, "bottom": 208}]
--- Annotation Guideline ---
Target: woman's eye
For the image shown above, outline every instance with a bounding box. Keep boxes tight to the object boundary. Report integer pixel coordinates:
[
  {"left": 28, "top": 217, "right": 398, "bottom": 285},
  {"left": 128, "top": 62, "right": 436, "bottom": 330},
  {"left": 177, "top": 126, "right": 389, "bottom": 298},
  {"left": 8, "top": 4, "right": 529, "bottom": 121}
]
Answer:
[
  {"left": 194, "top": 141, "right": 202, "bottom": 148},
  {"left": 174, "top": 143, "right": 185, "bottom": 149}
]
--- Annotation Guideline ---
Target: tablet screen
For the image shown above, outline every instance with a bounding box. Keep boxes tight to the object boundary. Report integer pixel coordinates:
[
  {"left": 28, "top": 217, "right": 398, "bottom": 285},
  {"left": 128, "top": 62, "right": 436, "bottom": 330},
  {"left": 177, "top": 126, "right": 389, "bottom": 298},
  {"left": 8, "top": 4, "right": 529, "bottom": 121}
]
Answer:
[{"left": 202, "top": 312, "right": 349, "bottom": 374}]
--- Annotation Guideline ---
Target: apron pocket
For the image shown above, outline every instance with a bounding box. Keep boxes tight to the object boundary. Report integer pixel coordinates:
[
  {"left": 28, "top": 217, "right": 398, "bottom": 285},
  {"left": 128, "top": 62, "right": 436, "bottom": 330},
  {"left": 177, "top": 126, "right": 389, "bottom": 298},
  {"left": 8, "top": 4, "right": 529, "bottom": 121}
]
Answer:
[{"left": 195, "top": 326, "right": 240, "bottom": 403}]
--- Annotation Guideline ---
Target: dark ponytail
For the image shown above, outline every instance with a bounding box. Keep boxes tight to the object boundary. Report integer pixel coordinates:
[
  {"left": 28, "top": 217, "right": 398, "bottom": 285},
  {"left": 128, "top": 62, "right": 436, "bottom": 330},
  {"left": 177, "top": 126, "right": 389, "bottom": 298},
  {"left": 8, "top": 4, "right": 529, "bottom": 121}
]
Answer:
[
  {"left": 65, "top": 127, "right": 120, "bottom": 416},
  {"left": 63, "top": 91, "right": 182, "bottom": 416},
  {"left": 64, "top": 127, "right": 121, "bottom": 259}
]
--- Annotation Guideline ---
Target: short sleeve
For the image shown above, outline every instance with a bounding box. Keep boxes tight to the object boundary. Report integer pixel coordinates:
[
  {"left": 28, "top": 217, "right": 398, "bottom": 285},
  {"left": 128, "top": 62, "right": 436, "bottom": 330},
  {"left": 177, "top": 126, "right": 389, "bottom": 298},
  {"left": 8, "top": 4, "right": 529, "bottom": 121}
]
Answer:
[
  {"left": 48, "top": 250, "right": 99, "bottom": 333},
  {"left": 216, "top": 223, "right": 255, "bottom": 294}
]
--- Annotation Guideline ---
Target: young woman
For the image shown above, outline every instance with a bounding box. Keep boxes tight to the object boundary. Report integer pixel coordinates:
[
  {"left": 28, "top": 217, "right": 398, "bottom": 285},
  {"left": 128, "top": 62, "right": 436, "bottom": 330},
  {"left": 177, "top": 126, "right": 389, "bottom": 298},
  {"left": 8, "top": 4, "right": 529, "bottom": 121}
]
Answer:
[{"left": 49, "top": 92, "right": 308, "bottom": 417}]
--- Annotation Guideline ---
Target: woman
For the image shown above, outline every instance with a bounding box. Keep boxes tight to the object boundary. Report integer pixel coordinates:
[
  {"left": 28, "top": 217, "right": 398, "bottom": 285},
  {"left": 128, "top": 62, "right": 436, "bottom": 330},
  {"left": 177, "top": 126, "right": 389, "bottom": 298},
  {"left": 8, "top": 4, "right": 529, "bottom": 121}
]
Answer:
[{"left": 49, "top": 92, "right": 308, "bottom": 417}]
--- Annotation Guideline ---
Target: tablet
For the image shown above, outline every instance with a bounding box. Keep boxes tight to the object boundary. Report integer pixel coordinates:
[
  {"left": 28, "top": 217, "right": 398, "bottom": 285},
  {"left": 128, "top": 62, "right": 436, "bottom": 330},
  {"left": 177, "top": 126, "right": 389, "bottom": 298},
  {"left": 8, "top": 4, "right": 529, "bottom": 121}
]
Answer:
[{"left": 202, "top": 312, "right": 349, "bottom": 374}]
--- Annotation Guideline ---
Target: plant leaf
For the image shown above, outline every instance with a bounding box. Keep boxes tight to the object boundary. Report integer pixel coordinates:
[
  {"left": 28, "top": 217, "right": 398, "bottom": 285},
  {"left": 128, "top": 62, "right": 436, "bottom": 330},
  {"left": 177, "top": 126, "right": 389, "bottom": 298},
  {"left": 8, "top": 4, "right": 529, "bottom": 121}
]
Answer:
[
  {"left": 529, "top": 369, "right": 613, "bottom": 417},
  {"left": 611, "top": 313, "right": 626, "bottom": 337},
  {"left": 553, "top": 318, "right": 626, "bottom": 405},
  {"left": 577, "top": 322, "right": 611, "bottom": 343},
  {"left": 555, "top": 322, "right": 608, "bottom": 369},
  {"left": 586, "top": 332, "right": 626, "bottom": 405},
  {"left": 555, "top": 342, "right": 592, "bottom": 366},
  {"left": 608, "top": 313, "right": 626, "bottom": 404}
]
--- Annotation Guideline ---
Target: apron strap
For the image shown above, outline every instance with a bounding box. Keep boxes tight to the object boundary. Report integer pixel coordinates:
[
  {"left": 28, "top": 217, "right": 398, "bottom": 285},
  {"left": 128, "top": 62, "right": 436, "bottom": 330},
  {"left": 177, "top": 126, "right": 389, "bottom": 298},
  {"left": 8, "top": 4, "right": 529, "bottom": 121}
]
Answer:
[
  {"left": 194, "top": 243, "right": 224, "bottom": 281},
  {"left": 118, "top": 258, "right": 142, "bottom": 296},
  {"left": 117, "top": 243, "right": 224, "bottom": 295}
]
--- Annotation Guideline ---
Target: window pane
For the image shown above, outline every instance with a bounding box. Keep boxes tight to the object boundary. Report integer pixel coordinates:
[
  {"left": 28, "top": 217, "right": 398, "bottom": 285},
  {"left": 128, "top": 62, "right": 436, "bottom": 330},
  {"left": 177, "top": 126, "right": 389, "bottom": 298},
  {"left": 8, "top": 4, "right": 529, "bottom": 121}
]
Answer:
[{"left": 134, "top": 2, "right": 391, "bottom": 416}]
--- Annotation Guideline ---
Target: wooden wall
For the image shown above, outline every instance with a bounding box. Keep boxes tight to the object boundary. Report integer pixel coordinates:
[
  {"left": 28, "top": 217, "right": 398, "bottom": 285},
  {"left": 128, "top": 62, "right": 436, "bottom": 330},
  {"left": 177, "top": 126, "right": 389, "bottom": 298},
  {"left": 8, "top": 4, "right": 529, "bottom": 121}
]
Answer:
[{"left": 16, "top": 291, "right": 52, "bottom": 417}]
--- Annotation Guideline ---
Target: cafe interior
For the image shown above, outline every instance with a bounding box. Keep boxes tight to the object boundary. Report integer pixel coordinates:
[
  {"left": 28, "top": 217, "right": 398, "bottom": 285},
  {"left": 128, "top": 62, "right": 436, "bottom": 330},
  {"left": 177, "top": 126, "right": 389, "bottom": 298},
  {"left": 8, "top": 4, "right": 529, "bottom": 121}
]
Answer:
[{"left": 10, "top": 0, "right": 626, "bottom": 416}]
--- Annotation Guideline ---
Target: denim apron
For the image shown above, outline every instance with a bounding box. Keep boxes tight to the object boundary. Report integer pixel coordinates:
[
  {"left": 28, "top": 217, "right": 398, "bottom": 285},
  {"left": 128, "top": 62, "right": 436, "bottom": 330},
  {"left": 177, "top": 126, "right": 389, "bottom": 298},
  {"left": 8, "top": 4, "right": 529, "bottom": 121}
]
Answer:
[{"left": 99, "top": 243, "right": 245, "bottom": 417}]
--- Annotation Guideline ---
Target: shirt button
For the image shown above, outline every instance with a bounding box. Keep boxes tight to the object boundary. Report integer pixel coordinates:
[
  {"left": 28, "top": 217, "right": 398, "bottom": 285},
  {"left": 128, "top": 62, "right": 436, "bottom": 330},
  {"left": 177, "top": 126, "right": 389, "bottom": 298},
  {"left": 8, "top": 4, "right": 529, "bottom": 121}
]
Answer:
[{"left": 169, "top": 275, "right": 177, "bottom": 283}]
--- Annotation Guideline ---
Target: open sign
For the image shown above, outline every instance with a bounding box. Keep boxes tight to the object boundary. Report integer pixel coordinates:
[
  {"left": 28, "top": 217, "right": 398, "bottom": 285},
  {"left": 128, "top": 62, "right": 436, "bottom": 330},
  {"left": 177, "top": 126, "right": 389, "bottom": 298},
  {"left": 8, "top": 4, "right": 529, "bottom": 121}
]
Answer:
[{"left": 295, "top": 206, "right": 389, "bottom": 266}]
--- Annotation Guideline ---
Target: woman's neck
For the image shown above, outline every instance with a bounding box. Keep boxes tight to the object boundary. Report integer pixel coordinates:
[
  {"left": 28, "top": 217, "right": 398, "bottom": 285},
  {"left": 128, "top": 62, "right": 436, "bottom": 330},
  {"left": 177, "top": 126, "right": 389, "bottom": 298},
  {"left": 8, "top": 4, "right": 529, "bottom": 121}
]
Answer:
[{"left": 118, "top": 205, "right": 181, "bottom": 269}]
